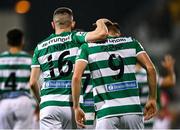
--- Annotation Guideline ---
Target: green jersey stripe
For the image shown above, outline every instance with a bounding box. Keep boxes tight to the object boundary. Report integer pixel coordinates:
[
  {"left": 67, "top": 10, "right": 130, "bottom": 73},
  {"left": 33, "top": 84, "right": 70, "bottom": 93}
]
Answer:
[
  {"left": 138, "top": 83, "right": 149, "bottom": 87},
  {"left": 83, "top": 93, "right": 93, "bottom": 99},
  {"left": 0, "top": 65, "right": 30, "bottom": 70},
  {"left": 85, "top": 120, "right": 94, "bottom": 125},
  {"left": 40, "top": 101, "right": 73, "bottom": 109},
  {"left": 82, "top": 106, "right": 95, "bottom": 113},
  {"left": 40, "top": 88, "right": 72, "bottom": 96},
  {"left": 0, "top": 89, "right": 30, "bottom": 94},
  {"left": 0, "top": 77, "right": 29, "bottom": 82}
]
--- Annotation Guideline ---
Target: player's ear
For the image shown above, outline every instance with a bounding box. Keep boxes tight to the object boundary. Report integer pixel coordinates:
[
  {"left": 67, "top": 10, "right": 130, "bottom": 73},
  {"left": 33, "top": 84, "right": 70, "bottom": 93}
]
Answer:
[
  {"left": 51, "top": 21, "right": 55, "bottom": 29},
  {"left": 71, "top": 21, "right": 76, "bottom": 29}
]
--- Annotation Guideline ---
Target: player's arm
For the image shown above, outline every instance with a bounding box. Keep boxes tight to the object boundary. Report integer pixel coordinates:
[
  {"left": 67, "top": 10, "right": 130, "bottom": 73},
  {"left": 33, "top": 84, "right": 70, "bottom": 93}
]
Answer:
[
  {"left": 29, "top": 67, "right": 41, "bottom": 103},
  {"left": 72, "top": 60, "right": 87, "bottom": 109},
  {"left": 85, "top": 18, "right": 111, "bottom": 42},
  {"left": 72, "top": 43, "right": 89, "bottom": 128},
  {"left": 159, "top": 54, "right": 176, "bottom": 88},
  {"left": 137, "top": 52, "right": 157, "bottom": 120},
  {"left": 29, "top": 47, "right": 41, "bottom": 103},
  {"left": 72, "top": 60, "right": 87, "bottom": 128}
]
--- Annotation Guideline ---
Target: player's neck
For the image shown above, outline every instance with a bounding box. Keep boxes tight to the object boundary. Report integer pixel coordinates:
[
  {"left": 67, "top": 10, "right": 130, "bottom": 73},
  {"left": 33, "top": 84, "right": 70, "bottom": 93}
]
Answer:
[
  {"left": 55, "top": 28, "right": 71, "bottom": 34},
  {"left": 9, "top": 47, "right": 22, "bottom": 54}
]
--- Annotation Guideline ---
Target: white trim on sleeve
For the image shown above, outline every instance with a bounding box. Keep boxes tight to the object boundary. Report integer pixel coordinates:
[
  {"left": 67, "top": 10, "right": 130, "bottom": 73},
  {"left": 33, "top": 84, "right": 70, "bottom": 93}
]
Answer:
[
  {"left": 136, "top": 51, "right": 146, "bottom": 56},
  {"left": 76, "top": 59, "right": 88, "bottom": 63},
  {"left": 31, "top": 65, "right": 40, "bottom": 68}
]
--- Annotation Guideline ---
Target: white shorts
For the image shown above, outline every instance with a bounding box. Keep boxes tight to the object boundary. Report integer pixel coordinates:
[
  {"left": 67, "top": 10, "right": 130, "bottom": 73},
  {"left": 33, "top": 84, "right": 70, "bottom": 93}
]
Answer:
[
  {"left": 40, "top": 106, "right": 76, "bottom": 129},
  {"left": 0, "top": 96, "right": 35, "bottom": 129},
  {"left": 96, "top": 114, "right": 144, "bottom": 129}
]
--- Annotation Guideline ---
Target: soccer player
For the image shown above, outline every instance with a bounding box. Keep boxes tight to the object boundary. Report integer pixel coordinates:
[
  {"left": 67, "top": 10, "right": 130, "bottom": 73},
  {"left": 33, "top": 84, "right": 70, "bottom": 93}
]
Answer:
[
  {"left": 29, "top": 7, "right": 111, "bottom": 129},
  {"left": 0, "top": 29, "right": 34, "bottom": 129},
  {"left": 72, "top": 22, "right": 157, "bottom": 129},
  {"left": 136, "top": 54, "right": 176, "bottom": 128}
]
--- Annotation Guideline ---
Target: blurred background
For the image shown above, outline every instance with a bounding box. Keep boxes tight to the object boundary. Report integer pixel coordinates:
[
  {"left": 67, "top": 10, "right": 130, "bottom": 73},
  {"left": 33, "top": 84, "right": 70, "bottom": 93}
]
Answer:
[{"left": 0, "top": 0, "right": 180, "bottom": 129}]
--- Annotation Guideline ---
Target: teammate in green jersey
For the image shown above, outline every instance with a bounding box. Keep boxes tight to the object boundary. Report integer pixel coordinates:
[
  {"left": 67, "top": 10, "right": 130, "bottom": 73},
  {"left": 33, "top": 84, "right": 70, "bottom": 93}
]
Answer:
[
  {"left": 72, "top": 22, "right": 157, "bottom": 129},
  {"left": 29, "top": 7, "right": 112, "bottom": 129},
  {"left": 0, "top": 29, "right": 34, "bottom": 129}
]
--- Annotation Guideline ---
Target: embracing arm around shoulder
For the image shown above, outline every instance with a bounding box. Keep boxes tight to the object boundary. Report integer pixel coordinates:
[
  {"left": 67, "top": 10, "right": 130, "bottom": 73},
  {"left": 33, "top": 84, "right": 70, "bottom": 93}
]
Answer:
[
  {"left": 29, "top": 67, "right": 41, "bottom": 103},
  {"left": 85, "top": 19, "right": 110, "bottom": 42}
]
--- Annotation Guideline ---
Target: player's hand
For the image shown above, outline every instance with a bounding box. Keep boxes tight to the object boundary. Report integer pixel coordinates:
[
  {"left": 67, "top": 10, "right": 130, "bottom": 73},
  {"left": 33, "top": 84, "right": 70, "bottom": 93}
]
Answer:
[
  {"left": 161, "top": 54, "right": 175, "bottom": 73},
  {"left": 144, "top": 99, "right": 157, "bottom": 120},
  {"left": 96, "top": 18, "right": 113, "bottom": 25},
  {"left": 74, "top": 107, "right": 86, "bottom": 128}
]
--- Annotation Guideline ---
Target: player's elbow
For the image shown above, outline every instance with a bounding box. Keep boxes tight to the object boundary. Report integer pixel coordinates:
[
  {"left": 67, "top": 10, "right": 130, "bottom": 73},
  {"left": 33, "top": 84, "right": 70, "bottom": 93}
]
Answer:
[
  {"left": 146, "top": 65, "right": 156, "bottom": 75},
  {"left": 29, "top": 79, "right": 37, "bottom": 89},
  {"left": 72, "top": 74, "right": 81, "bottom": 83}
]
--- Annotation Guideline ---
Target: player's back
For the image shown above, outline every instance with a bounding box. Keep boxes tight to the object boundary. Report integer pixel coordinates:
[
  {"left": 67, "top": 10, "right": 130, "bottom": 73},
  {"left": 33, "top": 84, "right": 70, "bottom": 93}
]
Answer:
[
  {"left": 86, "top": 37, "right": 139, "bottom": 91},
  {"left": 0, "top": 51, "right": 32, "bottom": 95},
  {"left": 77, "top": 36, "right": 144, "bottom": 120},
  {"left": 32, "top": 31, "right": 86, "bottom": 108}
]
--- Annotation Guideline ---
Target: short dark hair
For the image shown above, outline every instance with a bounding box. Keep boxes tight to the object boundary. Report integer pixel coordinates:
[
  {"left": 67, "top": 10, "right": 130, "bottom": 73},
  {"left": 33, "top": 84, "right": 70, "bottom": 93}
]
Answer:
[
  {"left": 6, "top": 29, "right": 23, "bottom": 47},
  {"left": 53, "top": 7, "right": 73, "bottom": 28},
  {"left": 107, "top": 22, "right": 121, "bottom": 35},
  {"left": 53, "top": 7, "right": 73, "bottom": 18}
]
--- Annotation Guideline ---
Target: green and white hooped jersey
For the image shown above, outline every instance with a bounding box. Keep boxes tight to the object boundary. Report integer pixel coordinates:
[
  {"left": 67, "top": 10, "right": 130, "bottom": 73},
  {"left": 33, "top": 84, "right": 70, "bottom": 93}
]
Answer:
[
  {"left": 136, "top": 68, "right": 148, "bottom": 108},
  {"left": 81, "top": 68, "right": 95, "bottom": 127},
  {"left": 0, "top": 51, "right": 32, "bottom": 94},
  {"left": 31, "top": 31, "right": 87, "bottom": 109},
  {"left": 76, "top": 37, "right": 144, "bottom": 120}
]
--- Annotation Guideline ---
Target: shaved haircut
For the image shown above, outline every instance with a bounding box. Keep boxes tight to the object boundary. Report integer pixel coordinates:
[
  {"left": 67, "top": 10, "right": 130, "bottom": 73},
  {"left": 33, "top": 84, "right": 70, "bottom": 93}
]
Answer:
[{"left": 53, "top": 7, "right": 74, "bottom": 28}]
